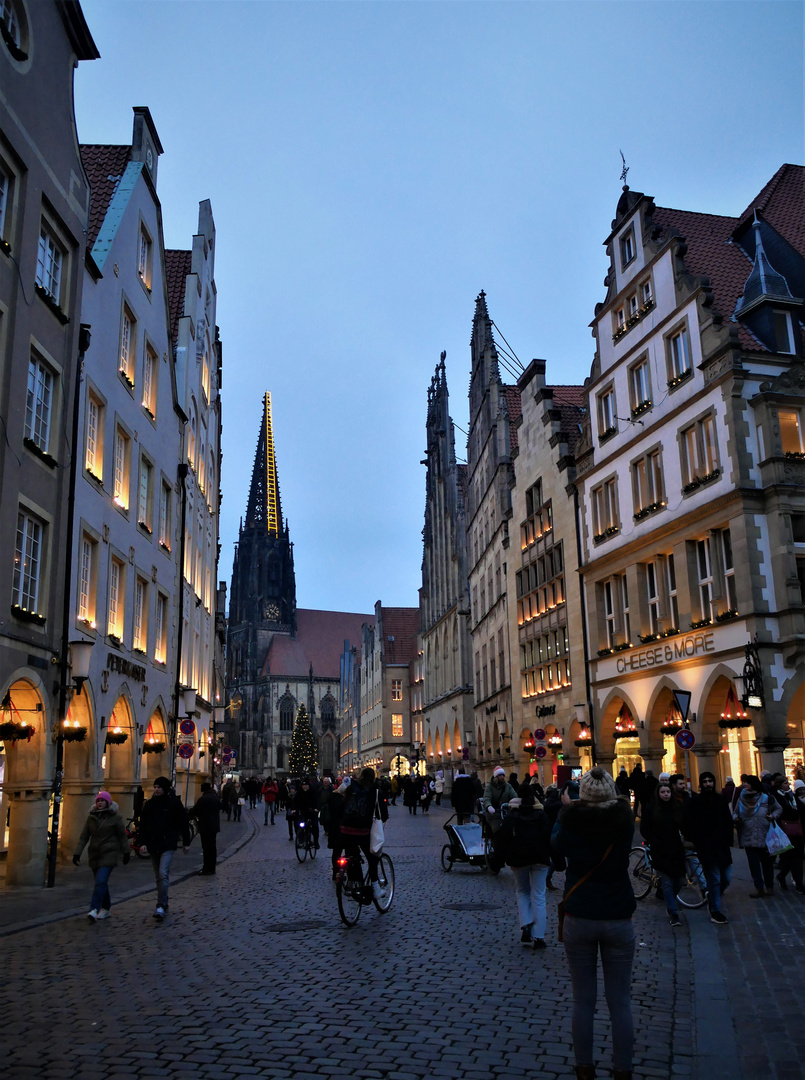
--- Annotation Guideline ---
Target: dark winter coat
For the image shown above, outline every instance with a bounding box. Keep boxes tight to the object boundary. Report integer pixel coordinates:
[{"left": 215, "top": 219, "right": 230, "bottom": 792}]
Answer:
[
  {"left": 190, "top": 791, "right": 221, "bottom": 835},
  {"left": 450, "top": 775, "right": 476, "bottom": 815},
  {"left": 139, "top": 792, "right": 192, "bottom": 855},
  {"left": 682, "top": 790, "right": 733, "bottom": 866},
  {"left": 543, "top": 787, "right": 563, "bottom": 829},
  {"left": 552, "top": 799, "right": 636, "bottom": 921},
  {"left": 496, "top": 804, "right": 552, "bottom": 868},
  {"left": 340, "top": 781, "right": 388, "bottom": 837},
  {"left": 640, "top": 800, "right": 686, "bottom": 878},
  {"left": 74, "top": 802, "right": 129, "bottom": 871}
]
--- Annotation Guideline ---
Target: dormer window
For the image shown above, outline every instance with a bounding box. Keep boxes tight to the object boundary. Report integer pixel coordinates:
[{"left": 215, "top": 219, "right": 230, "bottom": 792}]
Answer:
[
  {"left": 620, "top": 229, "right": 635, "bottom": 269},
  {"left": 774, "top": 310, "right": 795, "bottom": 355}
]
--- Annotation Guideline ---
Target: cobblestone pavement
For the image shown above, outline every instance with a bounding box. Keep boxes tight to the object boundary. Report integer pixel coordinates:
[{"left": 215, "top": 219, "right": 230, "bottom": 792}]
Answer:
[{"left": 1, "top": 803, "right": 804, "bottom": 1080}]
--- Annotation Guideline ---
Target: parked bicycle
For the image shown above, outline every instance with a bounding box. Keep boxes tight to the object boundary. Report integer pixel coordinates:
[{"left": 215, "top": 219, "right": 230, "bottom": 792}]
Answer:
[
  {"left": 335, "top": 846, "right": 395, "bottom": 926},
  {"left": 628, "top": 842, "right": 707, "bottom": 909}
]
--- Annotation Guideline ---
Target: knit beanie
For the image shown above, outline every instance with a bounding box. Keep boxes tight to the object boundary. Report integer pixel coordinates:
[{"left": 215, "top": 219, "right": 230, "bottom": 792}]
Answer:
[
  {"left": 96, "top": 791, "right": 112, "bottom": 806},
  {"left": 153, "top": 776, "right": 171, "bottom": 793},
  {"left": 493, "top": 767, "right": 506, "bottom": 778},
  {"left": 794, "top": 779, "right": 805, "bottom": 792},
  {"left": 579, "top": 767, "right": 620, "bottom": 806}
]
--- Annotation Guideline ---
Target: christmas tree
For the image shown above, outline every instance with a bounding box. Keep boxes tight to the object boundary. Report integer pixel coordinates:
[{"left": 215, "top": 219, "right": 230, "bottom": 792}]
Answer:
[{"left": 288, "top": 703, "right": 318, "bottom": 777}]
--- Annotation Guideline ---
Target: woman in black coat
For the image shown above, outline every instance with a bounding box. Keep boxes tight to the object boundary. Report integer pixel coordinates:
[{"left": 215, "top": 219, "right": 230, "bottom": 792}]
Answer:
[
  {"left": 552, "top": 768, "right": 636, "bottom": 1080},
  {"left": 495, "top": 784, "right": 552, "bottom": 948},
  {"left": 640, "top": 782, "right": 686, "bottom": 926}
]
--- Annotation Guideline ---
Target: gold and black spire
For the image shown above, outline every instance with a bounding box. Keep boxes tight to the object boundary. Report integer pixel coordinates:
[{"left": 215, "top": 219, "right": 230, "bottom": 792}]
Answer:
[{"left": 245, "top": 392, "right": 283, "bottom": 537}]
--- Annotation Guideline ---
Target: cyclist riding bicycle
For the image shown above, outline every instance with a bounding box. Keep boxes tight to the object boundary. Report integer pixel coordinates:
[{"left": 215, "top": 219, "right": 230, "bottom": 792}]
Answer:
[
  {"left": 289, "top": 777, "right": 320, "bottom": 848},
  {"left": 338, "top": 767, "right": 389, "bottom": 901}
]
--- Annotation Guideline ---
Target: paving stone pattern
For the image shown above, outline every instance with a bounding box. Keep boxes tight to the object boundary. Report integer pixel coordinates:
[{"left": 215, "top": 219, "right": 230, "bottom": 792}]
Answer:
[{"left": 1, "top": 805, "right": 803, "bottom": 1079}]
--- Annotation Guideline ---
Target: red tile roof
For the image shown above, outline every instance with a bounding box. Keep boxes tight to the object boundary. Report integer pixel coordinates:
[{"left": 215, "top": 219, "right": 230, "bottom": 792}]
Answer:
[
  {"left": 503, "top": 385, "right": 522, "bottom": 450},
  {"left": 165, "top": 249, "right": 192, "bottom": 345},
  {"left": 380, "top": 607, "right": 419, "bottom": 663},
  {"left": 80, "top": 144, "right": 131, "bottom": 248},
  {"left": 261, "top": 608, "right": 374, "bottom": 680},
  {"left": 737, "top": 163, "right": 805, "bottom": 254},
  {"left": 650, "top": 165, "right": 804, "bottom": 354}
]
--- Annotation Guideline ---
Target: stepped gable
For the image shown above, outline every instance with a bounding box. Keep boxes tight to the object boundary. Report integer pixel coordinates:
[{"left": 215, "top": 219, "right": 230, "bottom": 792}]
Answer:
[
  {"left": 503, "top": 385, "right": 522, "bottom": 449},
  {"left": 552, "top": 385, "right": 586, "bottom": 453},
  {"left": 262, "top": 609, "right": 374, "bottom": 678},
  {"left": 382, "top": 607, "right": 420, "bottom": 661},
  {"left": 165, "top": 249, "right": 192, "bottom": 345},
  {"left": 80, "top": 144, "right": 131, "bottom": 248},
  {"left": 650, "top": 205, "right": 765, "bottom": 351}
]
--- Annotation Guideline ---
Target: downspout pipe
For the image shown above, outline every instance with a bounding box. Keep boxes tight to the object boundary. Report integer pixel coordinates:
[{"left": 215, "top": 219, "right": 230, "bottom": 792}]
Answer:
[
  {"left": 172, "top": 462, "right": 189, "bottom": 789},
  {"left": 48, "top": 324, "right": 91, "bottom": 888}
]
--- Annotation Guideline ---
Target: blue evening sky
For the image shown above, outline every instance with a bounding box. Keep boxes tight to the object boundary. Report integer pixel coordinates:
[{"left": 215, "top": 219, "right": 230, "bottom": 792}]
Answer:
[{"left": 75, "top": 0, "right": 803, "bottom": 614}]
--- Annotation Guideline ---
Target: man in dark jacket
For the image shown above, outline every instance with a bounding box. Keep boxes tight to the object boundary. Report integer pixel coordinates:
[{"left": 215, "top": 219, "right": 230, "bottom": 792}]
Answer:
[
  {"left": 190, "top": 782, "right": 221, "bottom": 876},
  {"left": 451, "top": 767, "right": 476, "bottom": 824},
  {"left": 683, "top": 770, "right": 733, "bottom": 924},
  {"left": 139, "top": 776, "right": 191, "bottom": 919}
]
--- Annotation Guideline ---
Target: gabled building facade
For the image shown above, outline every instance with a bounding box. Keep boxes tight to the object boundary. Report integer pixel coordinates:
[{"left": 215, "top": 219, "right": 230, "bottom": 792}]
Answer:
[
  {"left": 574, "top": 166, "right": 805, "bottom": 785},
  {"left": 0, "top": 0, "right": 98, "bottom": 884},
  {"left": 419, "top": 353, "right": 474, "bottom": 786},
  {"left": 359, "top": 602, "right": 418, "bottom": 774},
  {"left": 61, "top": 110, "right": 180, "bottom": 848},
  {"left": 465, "top": 293, "right": 520, "bottom": 780},
  {"left": 508, "top": 364, "right": 587, "bottom": 785}
]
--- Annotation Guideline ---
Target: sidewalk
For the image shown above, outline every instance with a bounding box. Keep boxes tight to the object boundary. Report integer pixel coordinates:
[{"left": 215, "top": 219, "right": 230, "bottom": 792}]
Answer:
[{"left": 0, "top": 804, "right": 261, "bottom": 937}]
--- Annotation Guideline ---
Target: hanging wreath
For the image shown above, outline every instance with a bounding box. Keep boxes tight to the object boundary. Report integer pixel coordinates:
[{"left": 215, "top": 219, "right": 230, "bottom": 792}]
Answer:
[
  {"left": 142, "top": 740, "right": 167, "bottom": 754},
  {"left": 105, "top": 731, "right": 129, "bottom": 745}
]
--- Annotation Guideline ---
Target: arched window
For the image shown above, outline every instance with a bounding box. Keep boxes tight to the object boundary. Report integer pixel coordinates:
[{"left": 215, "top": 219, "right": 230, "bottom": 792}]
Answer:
[
  {"left": 321, "top": 696, "right": 335, "bottom": 730},
  {"left": 279, "top": 698, "right": 294, "bottom": 731},
  {"left": 276, "top": 745, "right": 284, "bottom": 770}
]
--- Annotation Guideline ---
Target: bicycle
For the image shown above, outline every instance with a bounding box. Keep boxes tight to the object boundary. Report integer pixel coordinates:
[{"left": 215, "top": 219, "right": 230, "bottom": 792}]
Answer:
[
  {"left": 628, "top": 843, "right": 707, "bottom": 909},
  {"left": 335, "top": 846, "right": 395, "bottom": 926},
  {"left": 125, "top": 818, "right": 151, "bottom": 860},
  {"left": 294, "top": 812, "right": 318, "bottom": 863}
]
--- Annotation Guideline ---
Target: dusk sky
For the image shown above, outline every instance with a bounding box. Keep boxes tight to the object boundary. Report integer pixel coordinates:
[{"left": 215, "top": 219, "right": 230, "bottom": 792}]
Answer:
[{"left": 75, "top": 1, "right": 804, "bottom": 614}]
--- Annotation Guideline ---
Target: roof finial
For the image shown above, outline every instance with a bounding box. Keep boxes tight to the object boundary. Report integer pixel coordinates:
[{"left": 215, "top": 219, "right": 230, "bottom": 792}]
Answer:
[{"left": 619, "top": 149, "right": 629, "bottom": 189}]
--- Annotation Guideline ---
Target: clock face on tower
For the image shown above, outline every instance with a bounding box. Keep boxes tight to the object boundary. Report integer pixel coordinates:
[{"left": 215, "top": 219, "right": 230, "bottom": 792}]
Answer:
[{"left": 265, "top": 603, "right": 280, "bottom": 621}]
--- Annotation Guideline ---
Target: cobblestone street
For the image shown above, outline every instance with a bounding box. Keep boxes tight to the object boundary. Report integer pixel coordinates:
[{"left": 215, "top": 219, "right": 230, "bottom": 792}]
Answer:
[{"left": 1, "top": 803, "right": 804, "bottom": 1080}]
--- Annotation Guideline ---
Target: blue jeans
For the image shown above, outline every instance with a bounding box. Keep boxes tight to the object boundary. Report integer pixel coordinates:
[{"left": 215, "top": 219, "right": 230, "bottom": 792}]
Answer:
[
  {"left": 702, "top": 861, "right": 731, "bottom": 913},
  {"left": 563, "top": 915, "right": 636, "bottom": 1072},
  {"left": 511, "top": 864, "right": 549, "bottom": 939},
  {"left": 657, "top": 871, "right": 683, "bottom": 916},
  {"left": 745, "top": 846, "right": 773, "bottom": 891},
  {"left": 150, "top": 850, "right": 174, "bottom": 909},
  {"left": 90, "top": 865, "right": 114, "bottom": 911}
]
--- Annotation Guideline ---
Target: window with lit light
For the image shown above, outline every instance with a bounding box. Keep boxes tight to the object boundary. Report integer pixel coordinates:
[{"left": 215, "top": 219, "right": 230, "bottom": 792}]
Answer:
[
  {"left": 391, "top": 679, "right": 402, "bottom": 701},
  {"left": 85, "top": 391, "right": 105, "bottom": 481},
  {"left": 392, "top": 714, "right": 403, "bottom": 738},
  {"left": 78, "top": 534, "right": 98, "bottom": 628},
  {"left": 632, "top": 447, "right": 665, "bottom": 518},
  {"left": 113, "top": 426, "right": 130, "bottom": 509},
  {"left": 108, "top": 557, "right": 125, "bottom": 640}
]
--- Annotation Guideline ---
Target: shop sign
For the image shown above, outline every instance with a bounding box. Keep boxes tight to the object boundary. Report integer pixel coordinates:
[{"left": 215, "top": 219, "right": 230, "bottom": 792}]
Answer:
[
  {"left": 107, "top": 654, "right": 146, "bottom": 682},
  {"left": 535, "top": 704, "right": 556, "bottom": 718},
  {"left": 612, "top": 631, "right": 716, "bottom": 675}
]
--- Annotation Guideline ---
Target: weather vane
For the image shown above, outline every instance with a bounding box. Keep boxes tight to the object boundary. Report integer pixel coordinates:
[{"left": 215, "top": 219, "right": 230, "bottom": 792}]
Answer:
[{"left": 619, "top": 150, "right": 629, "bottom": 186}]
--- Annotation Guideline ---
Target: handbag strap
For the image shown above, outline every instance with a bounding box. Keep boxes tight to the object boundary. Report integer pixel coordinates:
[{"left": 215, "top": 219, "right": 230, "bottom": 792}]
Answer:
[{"left": 562, "top": 843, "right": 614, "bottom": 906}]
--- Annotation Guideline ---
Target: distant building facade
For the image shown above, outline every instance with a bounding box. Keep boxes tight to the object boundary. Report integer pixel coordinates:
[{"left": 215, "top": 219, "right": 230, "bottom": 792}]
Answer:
[
  {"left": 419, "top": 354, "right": 474, "bottom": 787},
  {"left": 359, "top": 602, "right": 419, "bottom": 774}
]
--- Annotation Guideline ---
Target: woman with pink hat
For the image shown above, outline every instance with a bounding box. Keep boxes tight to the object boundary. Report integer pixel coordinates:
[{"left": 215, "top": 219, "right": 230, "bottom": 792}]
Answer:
[{"left": 72, "top": 791, "right": 130, "bottom": 921}]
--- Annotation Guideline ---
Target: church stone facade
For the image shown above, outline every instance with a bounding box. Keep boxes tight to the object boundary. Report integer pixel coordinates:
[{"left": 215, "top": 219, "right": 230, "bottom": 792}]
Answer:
[{"left": 226, "top": 393, "right": 370, "bottom": 775}]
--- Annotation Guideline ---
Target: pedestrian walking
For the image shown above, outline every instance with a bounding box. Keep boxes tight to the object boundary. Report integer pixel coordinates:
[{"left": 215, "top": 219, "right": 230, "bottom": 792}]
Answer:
[
  {"left": 403, "top": 775, "right": 417, "bottom": 815},
  {"left": 190, "top": 782, "right": 221, "bottom": 875},
  {"left": 772, "top": 774, "right": 804, "bottom": 893},
  {"left": 221, "top": 777, "right": 236, "bottom": 821},
  {"left": 451, "top": 767, "right": 475, "bottom": 825},
  {"left": 482, "top": 767, "right": 517, "bottom": 835},
  {"left": 138, "top": 776, "right": 192, "bottom": 919},
  {"left": 232, "top": 781, "right": 244, "bottom": 821},
  {"left": 434, "top": 770, "right": 445, "bottom": 807},
  {"left": 496, "top": 782, "right": 552, "bottom": 949},
  {"left": 682, "top": 771, "right": 734, "bottom": 924},
  {"left": 552, "top": 767, "right": 636, "bottom": 1080},
  {"left": 640, "top": 782, "right": 686, "bottom": 927},
  {"left": 262, "top": 776, "right": 279, "bottom": 825},
  {"left": 286, "top": 782, "right": 298, "bottom": 840},
  {"left": 733, "top": 774, "right": 782, "bottom": 897},
  {"left": 628, "top": 763, "right": 645, "bottom": 819},
  {"left": 72, "top": 791, "right": 130, "bottom": 921}
]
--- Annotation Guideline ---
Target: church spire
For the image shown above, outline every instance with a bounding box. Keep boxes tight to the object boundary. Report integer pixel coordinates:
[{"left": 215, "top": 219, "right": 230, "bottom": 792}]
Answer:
[{"left": 245, "top": 392, "right": 283, "bottom": 537}]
